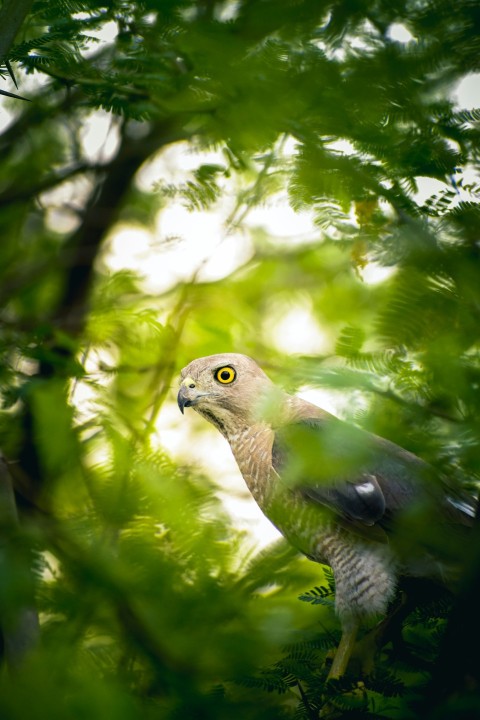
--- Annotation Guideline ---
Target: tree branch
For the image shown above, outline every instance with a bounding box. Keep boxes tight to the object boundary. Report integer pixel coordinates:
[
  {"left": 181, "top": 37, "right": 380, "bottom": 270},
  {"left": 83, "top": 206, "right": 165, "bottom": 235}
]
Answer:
[
  {"left": 0, "top": 161, "right": 98, "bottom": 209},
  {"left": 0, "top": 456, "right": 39, "bottom": 667},
  {"left": 55, "top": 118, "right": 188, "bottom": 336}
]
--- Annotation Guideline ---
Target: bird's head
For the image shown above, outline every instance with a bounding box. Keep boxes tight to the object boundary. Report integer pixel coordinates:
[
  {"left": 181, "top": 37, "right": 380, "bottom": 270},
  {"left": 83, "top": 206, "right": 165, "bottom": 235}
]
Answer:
[{"left": 177, "top": 353, "right": 278, "bottom": 436}]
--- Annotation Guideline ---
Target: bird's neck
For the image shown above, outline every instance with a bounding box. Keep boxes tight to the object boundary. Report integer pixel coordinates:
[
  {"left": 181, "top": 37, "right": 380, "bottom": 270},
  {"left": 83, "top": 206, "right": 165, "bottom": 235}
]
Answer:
[
  {"left": 196, "top": 405, "right": 250, "bottom": 440},
  {"left": 226, "top": 423, "right": 275, "bottom": 506}
]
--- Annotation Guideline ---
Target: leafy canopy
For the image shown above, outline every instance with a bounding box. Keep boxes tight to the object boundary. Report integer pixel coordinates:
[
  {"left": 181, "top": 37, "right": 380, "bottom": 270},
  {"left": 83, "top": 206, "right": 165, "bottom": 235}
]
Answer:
[{"left": 0, "top": 0, "right": 479, "bottom": 717}]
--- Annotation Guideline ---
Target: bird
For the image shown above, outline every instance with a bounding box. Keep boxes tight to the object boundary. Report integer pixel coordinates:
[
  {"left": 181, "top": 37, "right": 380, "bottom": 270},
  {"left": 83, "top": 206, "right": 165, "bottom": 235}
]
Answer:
[{"left": 177, "top": 352, "right": 475, "bottom": 678}]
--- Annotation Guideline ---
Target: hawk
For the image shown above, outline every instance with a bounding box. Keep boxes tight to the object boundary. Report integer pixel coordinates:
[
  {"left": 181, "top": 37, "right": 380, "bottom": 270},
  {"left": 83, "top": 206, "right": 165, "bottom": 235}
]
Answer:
[{"left": 177, "top": 353, "right": 474, "bottom": 677}]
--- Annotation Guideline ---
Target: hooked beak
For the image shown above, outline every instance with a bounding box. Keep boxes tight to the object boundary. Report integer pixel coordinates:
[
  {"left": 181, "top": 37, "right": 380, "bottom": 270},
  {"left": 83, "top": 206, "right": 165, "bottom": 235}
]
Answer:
[
  {"left": 178, "top": 376, "right": 206, "bottom": 415},
  {"left": 177, "top": 385, "right": 193, "bottom": 415}
]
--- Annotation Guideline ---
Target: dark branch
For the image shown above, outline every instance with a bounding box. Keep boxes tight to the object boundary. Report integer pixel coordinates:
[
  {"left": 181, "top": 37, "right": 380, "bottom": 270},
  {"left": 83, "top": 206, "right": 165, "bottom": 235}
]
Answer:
[
  {"left": 55, "top": 118, "right": 187, "bottom": 336},
  {"left": 0, "top": 162, "right": 98, "bottom": 209},
  {"left": 0, "top": 457, "right": 39, "bottom": 667}
]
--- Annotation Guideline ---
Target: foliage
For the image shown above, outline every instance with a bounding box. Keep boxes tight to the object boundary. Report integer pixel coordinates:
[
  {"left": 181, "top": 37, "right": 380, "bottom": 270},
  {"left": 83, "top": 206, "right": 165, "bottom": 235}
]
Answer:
[{"left": 0, "top": 0, "right": 479, "bottom": 717}]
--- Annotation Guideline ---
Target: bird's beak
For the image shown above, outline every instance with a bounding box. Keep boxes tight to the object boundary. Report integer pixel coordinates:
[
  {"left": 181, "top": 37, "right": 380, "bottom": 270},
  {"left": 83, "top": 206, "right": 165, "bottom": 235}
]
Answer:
[
  {"left": 177, "top": 376, "right": 198, "bottom": 415},
  {"left": 177, "top": 386, "right": 190, "bottom": 415}
]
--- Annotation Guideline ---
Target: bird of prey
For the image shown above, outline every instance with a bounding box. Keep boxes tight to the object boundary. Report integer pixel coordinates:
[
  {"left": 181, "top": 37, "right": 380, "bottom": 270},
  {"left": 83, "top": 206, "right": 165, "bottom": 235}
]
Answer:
[{"left": 177, "top": 353, "right": 475, "bottom": 678}]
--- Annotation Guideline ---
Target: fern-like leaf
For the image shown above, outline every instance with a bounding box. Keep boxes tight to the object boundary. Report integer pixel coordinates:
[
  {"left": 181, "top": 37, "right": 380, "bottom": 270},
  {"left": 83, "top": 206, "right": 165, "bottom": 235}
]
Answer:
[{"left": 299, "top": 571, "right": 335, "bottom": 607}]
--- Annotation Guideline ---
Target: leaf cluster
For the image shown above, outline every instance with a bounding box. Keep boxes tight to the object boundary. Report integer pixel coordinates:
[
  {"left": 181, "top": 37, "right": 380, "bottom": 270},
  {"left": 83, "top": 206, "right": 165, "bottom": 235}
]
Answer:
[{"left": 0, "top": 0, "right": 480, "bottom": 718}]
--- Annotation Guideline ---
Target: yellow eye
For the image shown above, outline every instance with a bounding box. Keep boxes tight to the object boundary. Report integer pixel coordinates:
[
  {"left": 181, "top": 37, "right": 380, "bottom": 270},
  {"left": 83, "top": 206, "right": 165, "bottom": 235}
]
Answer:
[{"left": 214, "top": 366, "right": 236, "bottom": 384}]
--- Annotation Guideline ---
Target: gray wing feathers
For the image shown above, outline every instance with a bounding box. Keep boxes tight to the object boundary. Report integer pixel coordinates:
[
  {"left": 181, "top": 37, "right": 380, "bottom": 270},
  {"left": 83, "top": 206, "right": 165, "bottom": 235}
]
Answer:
[
  {"left": 302, "top": 474, "right": 386, "bottom": 525},
  {"left": 271, "top": 415, "right": 475, "bottom": 529}
]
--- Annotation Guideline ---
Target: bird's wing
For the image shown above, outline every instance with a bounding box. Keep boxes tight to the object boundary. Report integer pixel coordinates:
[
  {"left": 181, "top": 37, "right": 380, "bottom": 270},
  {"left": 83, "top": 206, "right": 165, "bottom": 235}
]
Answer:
[
  {"left": 271, "top": 414, "right": 433, "bottom": 530},
  {"left": 271, "top": 410, "right": 476, "bottom": 541},
  {"left": 300, "top": 472, "right": 386, "bottom": 525}
]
